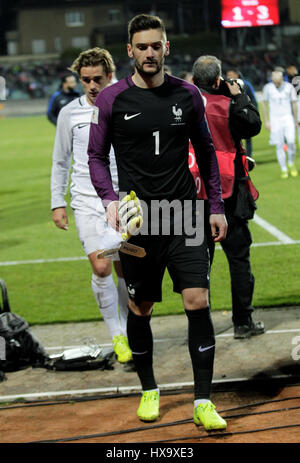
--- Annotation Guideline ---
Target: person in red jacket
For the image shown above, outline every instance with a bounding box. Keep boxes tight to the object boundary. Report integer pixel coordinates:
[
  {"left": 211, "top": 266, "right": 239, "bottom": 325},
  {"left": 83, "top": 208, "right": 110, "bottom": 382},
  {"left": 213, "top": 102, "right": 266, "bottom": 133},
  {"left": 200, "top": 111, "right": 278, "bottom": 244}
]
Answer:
[{"left": 191, "top": 55, "right": 264, "bottom": 339}]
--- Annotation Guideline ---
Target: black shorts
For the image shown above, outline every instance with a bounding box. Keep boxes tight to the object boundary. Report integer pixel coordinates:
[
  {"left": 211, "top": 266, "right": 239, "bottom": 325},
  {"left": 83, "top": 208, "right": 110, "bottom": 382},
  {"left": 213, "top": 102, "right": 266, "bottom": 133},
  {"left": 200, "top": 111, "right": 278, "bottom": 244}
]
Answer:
[{"left": 119, "top": 232, "right": 210, "bottom": 304}]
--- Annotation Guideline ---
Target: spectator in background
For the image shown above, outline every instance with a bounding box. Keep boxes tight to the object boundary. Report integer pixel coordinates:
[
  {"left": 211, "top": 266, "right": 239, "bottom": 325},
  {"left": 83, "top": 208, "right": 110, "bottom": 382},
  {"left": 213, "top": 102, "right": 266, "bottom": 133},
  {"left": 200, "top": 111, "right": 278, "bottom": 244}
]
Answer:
[
  {"left": 47, "top": 73, "right": 80, "bottom": 125},
  {"left": 262, "top": 70, "right": 298, "bottom": 179},
  {"left": 226, "top": 68, "right": 258, "bottom": 157},
  {"left": 178, "top": 70, "right": 193, "bottom": 83},
  {"left": 163, "top": 64, "right": 172, "bottom": 75},
  {"left": 286, "top": 65, "right": 298, "bottom": 84}
]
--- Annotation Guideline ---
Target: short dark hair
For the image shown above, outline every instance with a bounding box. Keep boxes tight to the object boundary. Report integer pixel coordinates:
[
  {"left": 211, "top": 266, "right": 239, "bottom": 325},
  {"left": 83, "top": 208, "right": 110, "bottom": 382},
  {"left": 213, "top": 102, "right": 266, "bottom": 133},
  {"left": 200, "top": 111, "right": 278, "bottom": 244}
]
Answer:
[
  {"left": 61, "top": 73, "right": 75, "bottom": 84},
  {"left": 192, "top": 55, "right": 222, "bottom": 88},
  {"left": 226, "top": 68, "right": 240, "bottom": 77},
  {"left": 178, "top": 71, "right": 190, "bottom": 80},
  {"left": 128, "top": 14, "right": 166, "bottom": 44}
]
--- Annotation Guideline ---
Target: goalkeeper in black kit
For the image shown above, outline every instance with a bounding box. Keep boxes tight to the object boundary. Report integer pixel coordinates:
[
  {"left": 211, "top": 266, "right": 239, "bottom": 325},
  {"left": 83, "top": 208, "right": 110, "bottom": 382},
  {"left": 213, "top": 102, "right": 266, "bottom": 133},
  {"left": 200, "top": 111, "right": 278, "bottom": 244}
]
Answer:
[{"left": 88, "top": 14, "right": 228, "bottom": 431}]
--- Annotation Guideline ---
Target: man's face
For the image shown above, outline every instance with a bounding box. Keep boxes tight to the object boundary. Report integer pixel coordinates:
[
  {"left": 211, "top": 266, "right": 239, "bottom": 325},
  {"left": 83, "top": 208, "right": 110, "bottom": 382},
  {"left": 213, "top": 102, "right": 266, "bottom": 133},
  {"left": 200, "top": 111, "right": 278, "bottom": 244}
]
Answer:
[
  {"left": 226, "top": 70, "right": 239, "bottom": 80},
  {"left": 127, "top": 28, "right": 170, "bottom": 77},
  {"left": 272, "top": 72, "right": 283, "bottom": 88},
  {"left": 79, "top": 65, "right": 112, "bottom": 104},
  {"left": 287, "top": 66, "right": 298, "bottom": 77},
  {"left": 64, "top": 75, "right": 77, "bottom": 92}
]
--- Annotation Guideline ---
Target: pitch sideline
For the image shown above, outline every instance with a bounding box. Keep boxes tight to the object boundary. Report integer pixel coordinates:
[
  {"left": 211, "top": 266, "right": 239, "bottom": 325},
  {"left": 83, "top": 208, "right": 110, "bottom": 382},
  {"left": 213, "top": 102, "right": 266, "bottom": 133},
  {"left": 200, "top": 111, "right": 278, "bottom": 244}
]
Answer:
[{"left": 0, "top": 214, "right": 299, "bottom": 267}]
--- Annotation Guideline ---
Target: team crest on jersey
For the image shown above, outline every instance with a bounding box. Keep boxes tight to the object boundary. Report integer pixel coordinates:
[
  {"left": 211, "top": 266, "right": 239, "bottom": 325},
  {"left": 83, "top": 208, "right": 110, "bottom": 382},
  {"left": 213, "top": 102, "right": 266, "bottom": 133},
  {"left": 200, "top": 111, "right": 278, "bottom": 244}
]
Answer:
[
  {"left": 171, "top": 104, "right": 185, "bottom": 126},
  {"left": 172, "top": 104, "right": 182, "bottom": 122},
  {"left": 91, "top": 106, "right": 99, "bottom": 124}
]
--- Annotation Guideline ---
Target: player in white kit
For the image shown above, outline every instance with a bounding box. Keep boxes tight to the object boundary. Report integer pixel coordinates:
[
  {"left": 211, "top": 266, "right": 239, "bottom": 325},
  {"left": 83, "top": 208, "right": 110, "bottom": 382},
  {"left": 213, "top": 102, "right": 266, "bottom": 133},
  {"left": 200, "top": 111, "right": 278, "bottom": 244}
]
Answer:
[
  {"left": 297, "top": 85, "right": 300, "bottom": 147},
  {"left": 262, "top": 70, "right": 298, "bottom": 179},
  {"left": 51, "top": 48, "right": 132, "bottom": 363}
]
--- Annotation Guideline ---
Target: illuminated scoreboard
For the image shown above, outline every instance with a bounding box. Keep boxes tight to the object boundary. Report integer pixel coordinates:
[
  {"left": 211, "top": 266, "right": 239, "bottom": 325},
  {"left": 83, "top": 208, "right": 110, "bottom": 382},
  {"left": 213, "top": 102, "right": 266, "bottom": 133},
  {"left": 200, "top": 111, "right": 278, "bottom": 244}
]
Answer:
[{"left": 221, "top": 0, "right": 280, "bottom": 28}]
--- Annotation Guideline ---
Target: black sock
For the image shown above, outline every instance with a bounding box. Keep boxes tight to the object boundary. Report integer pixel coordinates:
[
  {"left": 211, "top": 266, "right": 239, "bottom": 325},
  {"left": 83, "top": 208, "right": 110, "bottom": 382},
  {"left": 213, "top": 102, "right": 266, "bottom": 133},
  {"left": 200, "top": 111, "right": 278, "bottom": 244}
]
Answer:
[
  {"left": 185, "top": 307, "right": 215, "bottom": 400},
  {"left": 127, "top": 309, "right": 157, "bottom": 391}
]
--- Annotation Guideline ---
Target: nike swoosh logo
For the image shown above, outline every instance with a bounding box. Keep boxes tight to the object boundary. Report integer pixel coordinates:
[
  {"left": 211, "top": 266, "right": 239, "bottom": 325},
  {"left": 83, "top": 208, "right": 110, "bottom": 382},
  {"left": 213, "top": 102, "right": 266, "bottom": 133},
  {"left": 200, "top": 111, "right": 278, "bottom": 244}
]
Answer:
[
  {"left": 78, "top": 124, "right": 89, "bottom": 129},
  {"left": 198, "top": 344, "right": 215, "bottom": 353},
  {"left": 131, "top": 350, "right": 148, "bottom": 355},
  {"left": 124, "top": 113, "right": 141, "bottom": 120}
]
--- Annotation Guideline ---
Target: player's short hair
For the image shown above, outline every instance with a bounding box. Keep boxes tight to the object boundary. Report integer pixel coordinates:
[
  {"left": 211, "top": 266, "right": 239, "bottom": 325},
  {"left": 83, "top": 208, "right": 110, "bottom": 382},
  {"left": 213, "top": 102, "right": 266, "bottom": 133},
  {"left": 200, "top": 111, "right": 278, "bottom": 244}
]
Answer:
[
  {"left": 69, "top": 47, "right": 116, "bottom": 76},
  {"left": 192, "top": 55, "right": 222, "bottom": 88},
  {"left": 273, "top": 66, "right": 284, "bottom": 74},
  {"left": 128, "top": 14, "right": 166, "bottom": 44}
]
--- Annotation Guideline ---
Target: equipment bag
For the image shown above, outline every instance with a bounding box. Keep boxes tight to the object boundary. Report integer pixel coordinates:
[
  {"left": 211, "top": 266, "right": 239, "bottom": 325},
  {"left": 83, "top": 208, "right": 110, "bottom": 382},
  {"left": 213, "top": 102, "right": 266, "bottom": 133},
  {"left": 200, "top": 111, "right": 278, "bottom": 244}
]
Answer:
[
  {"left": 0, "top": 279, "right": 48, "bottom": 373},
  {"left": 0, "top": 279, "right": 115, "bottom": 374},
  {"left": 44, "top": 345, "right": 115, "bottom": 371}
]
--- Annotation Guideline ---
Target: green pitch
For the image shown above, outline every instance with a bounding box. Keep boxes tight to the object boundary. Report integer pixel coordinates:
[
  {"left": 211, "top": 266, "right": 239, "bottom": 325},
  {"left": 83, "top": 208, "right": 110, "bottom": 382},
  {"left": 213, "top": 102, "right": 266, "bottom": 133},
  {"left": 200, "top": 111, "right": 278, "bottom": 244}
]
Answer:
[{"left": 0, "top": 114, "right": 300, "bottom": 325}]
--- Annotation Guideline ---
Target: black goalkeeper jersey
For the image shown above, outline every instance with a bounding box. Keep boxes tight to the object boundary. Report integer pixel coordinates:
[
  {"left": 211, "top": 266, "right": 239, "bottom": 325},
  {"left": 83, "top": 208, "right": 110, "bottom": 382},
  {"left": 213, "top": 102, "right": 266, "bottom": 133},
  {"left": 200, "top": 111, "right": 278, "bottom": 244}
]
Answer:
[{"left": 88, "top": 73, "right": 223, "bottom": 214}]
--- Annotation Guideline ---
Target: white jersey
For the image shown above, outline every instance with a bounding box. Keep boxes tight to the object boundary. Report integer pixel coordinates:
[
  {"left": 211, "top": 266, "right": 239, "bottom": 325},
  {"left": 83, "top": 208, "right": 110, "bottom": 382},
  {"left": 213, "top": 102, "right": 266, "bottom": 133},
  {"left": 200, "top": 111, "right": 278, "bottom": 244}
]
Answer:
[
  {"left": 262, "top": 81, "right": 297, "bottom": 122},
  {"left": 51, "top": 94, "right": 118, "bottom": 210}
]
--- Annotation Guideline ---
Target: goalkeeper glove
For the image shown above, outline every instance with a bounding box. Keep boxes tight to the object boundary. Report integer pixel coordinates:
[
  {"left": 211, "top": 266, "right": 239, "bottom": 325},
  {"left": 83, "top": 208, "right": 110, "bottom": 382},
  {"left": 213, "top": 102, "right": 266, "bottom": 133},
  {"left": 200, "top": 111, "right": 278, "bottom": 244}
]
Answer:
[{"left": 118, "top": 190, "right": 143, "bottom": 240}]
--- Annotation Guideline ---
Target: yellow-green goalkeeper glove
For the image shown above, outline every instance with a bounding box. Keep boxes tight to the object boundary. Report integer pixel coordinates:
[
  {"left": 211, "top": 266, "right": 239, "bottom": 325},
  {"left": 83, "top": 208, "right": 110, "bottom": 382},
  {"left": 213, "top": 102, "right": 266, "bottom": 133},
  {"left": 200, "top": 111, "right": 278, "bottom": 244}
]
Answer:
[{"left": 118, "top": 191, "right": 143, "bottom": 240}]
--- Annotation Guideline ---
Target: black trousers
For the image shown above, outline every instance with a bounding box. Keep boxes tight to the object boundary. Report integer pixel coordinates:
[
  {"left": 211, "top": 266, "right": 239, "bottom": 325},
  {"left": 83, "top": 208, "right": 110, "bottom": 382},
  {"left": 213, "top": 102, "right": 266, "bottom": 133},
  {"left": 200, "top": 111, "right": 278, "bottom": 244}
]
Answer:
[{"left": 208, "top": 202, "right": 255, "bottom": 326}]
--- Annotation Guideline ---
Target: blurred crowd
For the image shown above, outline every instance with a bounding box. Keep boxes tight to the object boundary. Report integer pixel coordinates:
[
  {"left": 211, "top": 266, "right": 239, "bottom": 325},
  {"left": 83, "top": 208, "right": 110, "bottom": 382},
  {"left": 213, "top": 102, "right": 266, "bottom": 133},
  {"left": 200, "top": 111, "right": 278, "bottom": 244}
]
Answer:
[{"left": 1, "top": 48, "right": 299, "bottom": 100}]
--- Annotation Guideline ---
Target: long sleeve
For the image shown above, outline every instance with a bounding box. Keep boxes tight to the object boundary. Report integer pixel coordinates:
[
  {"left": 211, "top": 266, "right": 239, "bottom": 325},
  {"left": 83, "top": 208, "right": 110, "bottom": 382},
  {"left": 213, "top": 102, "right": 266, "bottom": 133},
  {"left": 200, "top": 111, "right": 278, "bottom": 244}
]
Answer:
[
  {"left": 88, "top": 91, "right": 118, "bottom": 205},
  {"left": 50, "top": 106, "right": 73, "bottom": 210}
]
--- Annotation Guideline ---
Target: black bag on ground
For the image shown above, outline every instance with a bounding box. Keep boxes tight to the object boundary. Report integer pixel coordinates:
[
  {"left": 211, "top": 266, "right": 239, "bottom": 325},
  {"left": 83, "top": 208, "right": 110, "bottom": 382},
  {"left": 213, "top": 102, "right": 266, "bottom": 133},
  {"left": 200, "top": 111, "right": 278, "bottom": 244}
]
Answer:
[
  {"left": 0, "top": 279, "right": 115, "bottom": 374},
  {"left": 0, "top": 279, "right": 48, "bottom": 373}
]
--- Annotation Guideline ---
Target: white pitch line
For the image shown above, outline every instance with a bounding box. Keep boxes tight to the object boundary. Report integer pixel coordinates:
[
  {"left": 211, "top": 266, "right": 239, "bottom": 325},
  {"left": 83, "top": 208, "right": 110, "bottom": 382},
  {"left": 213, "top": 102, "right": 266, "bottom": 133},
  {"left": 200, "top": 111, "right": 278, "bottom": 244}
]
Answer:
[
  {"left": 0, "top": 256, "right": 88, "bottom": 266},
  {"left": 43, "top": 328, "right": 300, "bottom": 351},
  {"left": 0, "top": 374, "right": 294, "bottom": 403},
  {"left": 253, "top": 214, "right": 295, "bottom": 244},
  {"left": 251, "top": 240, "right": 300, "bottom": 247},
  {"left": 1, "top": 240, "right": 300, "bottom": 267}
]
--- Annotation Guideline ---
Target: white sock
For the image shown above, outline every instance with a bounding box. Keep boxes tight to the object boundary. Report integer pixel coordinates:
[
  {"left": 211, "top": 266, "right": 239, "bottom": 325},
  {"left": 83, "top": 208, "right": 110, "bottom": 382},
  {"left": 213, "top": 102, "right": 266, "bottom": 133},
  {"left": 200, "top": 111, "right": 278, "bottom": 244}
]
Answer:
[
  {"left": 194, "top": 399, "right": 211, "bottom": 409},
  {"left": 287, "top": 143, "right": 296, "bottom": 165},
  {"left": 276, "top": 144, "right": 287, "bottom": 171},
  {"left": 91, "top": 273, "right": 121, "bottom": 339},
  {"left": 142, "top": 388, "right": 160, "bottom": 395},
  {"left": 117, "top": 276, "right": 129, "bottom": 336}
]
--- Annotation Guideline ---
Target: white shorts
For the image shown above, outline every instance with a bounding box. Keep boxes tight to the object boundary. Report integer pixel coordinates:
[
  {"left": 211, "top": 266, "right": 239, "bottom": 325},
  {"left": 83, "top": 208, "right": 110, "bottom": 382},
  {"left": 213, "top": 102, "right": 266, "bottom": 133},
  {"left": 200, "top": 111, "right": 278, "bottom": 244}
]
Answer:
[
  {"left": 269, "top": 116, "right": 295, "bottom": 145},
  {"left": 72, "top": 195, "right": 122, "bottom": 260}
]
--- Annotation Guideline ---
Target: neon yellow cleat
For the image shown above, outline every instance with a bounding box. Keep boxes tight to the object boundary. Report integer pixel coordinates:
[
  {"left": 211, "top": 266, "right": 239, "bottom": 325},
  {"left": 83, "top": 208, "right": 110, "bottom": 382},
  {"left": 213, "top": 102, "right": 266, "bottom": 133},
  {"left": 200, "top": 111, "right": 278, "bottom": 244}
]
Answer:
[
  {"left": 193, "top": 401, "right": 227, "bottom": 431},
  {"left": 280, "top": 171, "right": 288, "bottom": 179},
  {"left": 137, "top": 390, "right": 160, "bottom": 422},
  {"left": 288, "top": 164, "right": 298, "bottom": 177},
  {"left": 112, "top": 335, "right": 133, "bottom": 363}
]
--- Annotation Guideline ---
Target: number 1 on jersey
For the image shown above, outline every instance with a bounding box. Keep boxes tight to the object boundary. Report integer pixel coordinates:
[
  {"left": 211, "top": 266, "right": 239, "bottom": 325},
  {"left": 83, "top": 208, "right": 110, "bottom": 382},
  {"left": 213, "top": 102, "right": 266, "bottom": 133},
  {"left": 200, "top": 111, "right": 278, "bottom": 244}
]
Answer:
[{"left": 153, "top": 131, "right": 160, "bottom": 155}]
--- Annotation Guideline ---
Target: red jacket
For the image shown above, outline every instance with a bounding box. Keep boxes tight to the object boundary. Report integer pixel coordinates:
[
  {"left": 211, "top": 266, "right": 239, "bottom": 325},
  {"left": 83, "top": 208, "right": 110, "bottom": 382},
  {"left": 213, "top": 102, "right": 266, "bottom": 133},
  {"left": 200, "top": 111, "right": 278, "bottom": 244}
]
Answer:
[{"left": 189, "top": 93, "right": 258, "bottom": 201}]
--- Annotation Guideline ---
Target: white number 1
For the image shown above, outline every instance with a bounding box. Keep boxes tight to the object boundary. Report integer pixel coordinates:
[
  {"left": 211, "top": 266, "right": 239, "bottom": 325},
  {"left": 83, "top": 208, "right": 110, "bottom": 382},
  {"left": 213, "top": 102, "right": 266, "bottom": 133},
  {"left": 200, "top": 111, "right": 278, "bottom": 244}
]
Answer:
[
  {"left": 232, "top": 7, "right": 243, "bottom": 21},
  {"left": 153, "top": 131, "right": 160, "bottom": 155}
]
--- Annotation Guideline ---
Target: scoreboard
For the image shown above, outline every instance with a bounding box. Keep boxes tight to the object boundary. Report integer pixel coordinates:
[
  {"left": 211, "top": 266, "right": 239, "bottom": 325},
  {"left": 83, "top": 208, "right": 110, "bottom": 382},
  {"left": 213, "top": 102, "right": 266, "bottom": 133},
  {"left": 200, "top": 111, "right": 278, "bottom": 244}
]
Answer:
[{"left": 221, "top": 0, "right": 280, "bottom": 28}]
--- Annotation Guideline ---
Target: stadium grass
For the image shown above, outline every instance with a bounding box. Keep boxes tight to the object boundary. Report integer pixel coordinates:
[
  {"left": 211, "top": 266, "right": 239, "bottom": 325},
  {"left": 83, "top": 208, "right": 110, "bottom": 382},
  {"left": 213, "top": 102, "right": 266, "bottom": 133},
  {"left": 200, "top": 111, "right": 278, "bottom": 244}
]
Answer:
[{"left": 0, "top": 115, "right": 300, "bottom": 324}]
